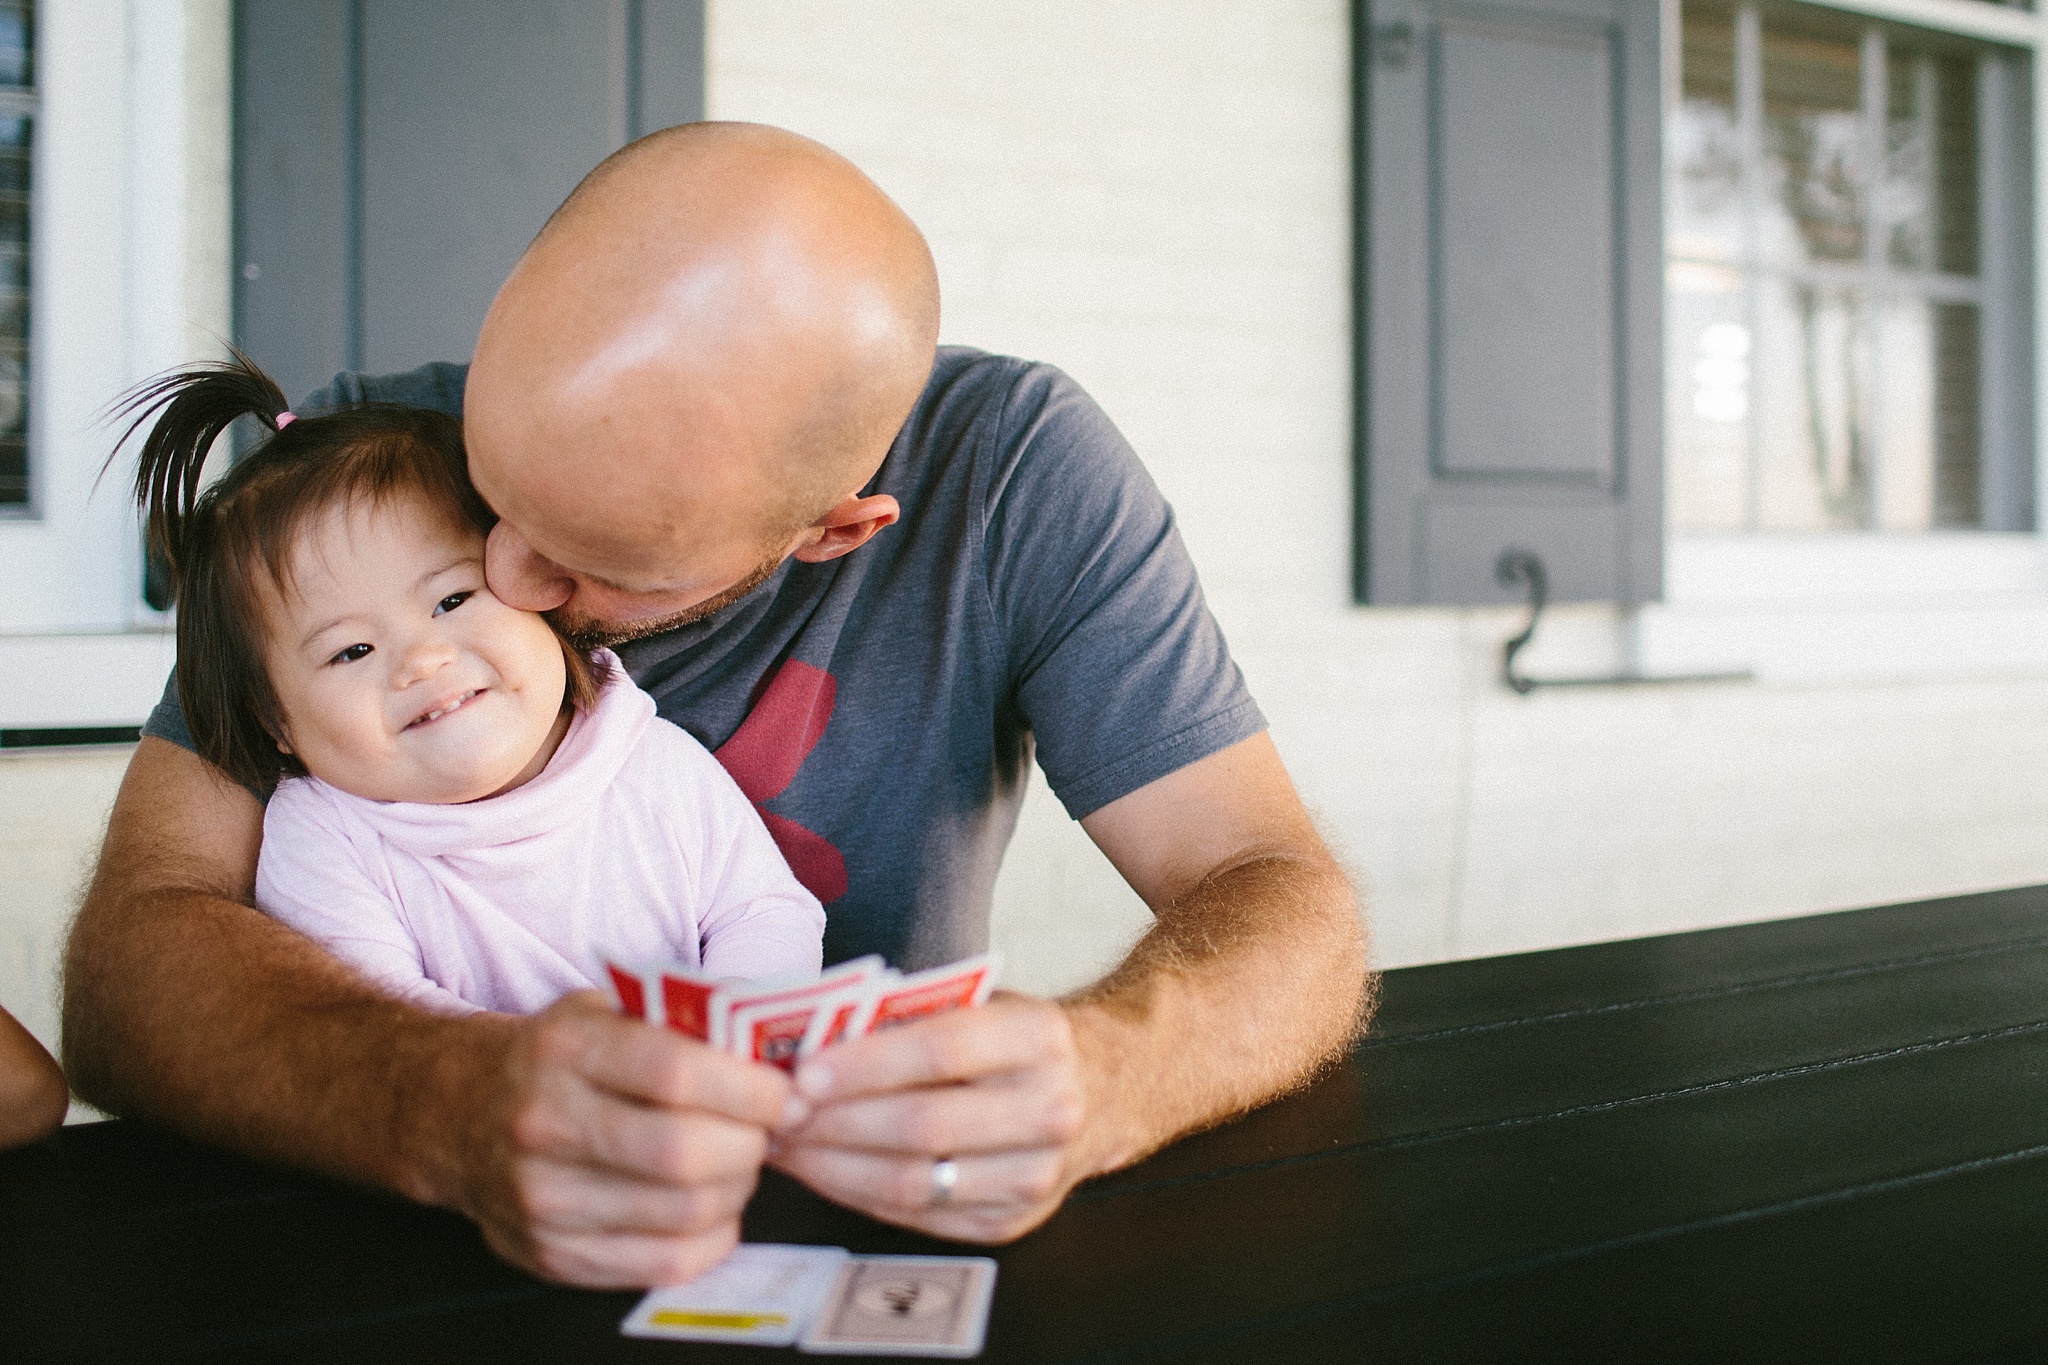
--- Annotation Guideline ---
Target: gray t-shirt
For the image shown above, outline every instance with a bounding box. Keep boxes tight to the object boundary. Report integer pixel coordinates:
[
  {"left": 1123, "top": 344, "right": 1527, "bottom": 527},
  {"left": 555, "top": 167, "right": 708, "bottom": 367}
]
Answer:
[{"left": 146, "top": 346, "right": 1265, "bottom": 970}]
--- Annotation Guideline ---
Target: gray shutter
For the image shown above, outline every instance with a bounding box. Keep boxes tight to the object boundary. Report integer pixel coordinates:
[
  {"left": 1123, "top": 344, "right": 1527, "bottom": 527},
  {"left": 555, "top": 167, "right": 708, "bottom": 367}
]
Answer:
[
  {"left": 1355, "top": 0, "right": 1663, "bottom": 605},
  {"left": 234, "top": 0, "right": 705, "bottom": 404}
]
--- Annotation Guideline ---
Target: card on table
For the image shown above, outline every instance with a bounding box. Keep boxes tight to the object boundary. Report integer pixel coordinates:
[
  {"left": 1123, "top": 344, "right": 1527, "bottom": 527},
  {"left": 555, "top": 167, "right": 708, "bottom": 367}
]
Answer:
[
  {"left": 621, "top": 1245, "right": 998, "bottom": 1357},
  {"left": 797, "top": 1254, "right": 999, "bottom": 1357},
  {"left": 620, "top": 1243, "right": 850, "bottom": 1346}
]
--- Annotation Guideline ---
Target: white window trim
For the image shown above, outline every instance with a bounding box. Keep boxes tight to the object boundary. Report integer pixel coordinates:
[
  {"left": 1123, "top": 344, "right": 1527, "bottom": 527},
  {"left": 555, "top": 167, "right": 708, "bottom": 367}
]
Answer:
[
  {"left": 1652, "top": 0, "right": 2048, "bottom": 683},
  {"left": 0, "top": 0, "right": 227, "bottom": 728}
]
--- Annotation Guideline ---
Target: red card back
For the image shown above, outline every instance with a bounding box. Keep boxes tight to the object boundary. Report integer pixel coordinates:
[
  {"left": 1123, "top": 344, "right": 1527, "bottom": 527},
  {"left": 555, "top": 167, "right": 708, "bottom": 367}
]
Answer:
[
  {"left": 661, "top": 974, "right": 719, "bottom": 1041},
  {"left": 868, "top": 963, "right": 993, "bottom": 1032},
  {"left": 737, "top": 1008, "right": 813, "bottom": 1069},
  {"left": 606, "top": 964, "right": 647, "bottom": 1020}
]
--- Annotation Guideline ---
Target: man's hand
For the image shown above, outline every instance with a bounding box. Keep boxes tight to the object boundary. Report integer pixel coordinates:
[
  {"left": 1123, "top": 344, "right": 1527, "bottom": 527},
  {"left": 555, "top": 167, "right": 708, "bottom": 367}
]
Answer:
[
  {"left": 770, "top": 993, "right": 1090, "bottom": 1242},
  {"left": 775, "top": 733, "right": 1369, "bottom": 1243},
  {"left": 456, "top": 992, "right": 797, "bottom": 1286}
]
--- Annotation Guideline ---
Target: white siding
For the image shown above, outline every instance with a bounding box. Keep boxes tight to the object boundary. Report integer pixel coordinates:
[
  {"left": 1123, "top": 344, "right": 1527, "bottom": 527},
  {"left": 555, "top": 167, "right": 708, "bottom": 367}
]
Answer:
[{"left": 707, "top": 0, "right": 2048, "bottom": 993}]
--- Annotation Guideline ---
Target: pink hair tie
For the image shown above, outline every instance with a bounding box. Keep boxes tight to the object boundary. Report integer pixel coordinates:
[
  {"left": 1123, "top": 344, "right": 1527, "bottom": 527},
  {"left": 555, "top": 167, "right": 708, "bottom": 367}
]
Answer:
[{"left": 275, "top": 411, "right": 297, "bottom": 430}]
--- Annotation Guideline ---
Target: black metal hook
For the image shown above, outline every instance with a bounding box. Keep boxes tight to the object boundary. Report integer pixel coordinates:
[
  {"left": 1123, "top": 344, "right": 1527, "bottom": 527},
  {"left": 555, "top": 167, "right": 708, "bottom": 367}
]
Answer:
[
  {"left": 1496, "top": 549, "right": 1547, "bottom": 695},
  {"left": 1493, "top": 549, "right": 1753, "bottom": 694}
]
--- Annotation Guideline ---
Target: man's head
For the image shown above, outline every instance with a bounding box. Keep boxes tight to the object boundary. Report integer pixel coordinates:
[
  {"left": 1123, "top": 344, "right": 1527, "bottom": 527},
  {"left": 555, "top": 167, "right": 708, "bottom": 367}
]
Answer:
[{"left": 466, "top": 122, "right": 940, "bottom": 647}]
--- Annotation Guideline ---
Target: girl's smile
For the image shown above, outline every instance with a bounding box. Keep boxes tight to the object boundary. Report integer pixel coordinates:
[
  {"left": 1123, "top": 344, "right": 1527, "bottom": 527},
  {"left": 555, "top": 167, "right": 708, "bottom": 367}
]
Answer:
[{"left": 408, "top": 688, "right": 485, "bottom": 729}]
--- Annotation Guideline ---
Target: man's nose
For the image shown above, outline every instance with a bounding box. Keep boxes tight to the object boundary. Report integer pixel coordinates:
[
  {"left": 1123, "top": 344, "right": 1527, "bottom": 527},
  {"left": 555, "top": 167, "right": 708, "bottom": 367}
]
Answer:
[{"left": 485, "top": 521, "right": 575, "bottom": 612}]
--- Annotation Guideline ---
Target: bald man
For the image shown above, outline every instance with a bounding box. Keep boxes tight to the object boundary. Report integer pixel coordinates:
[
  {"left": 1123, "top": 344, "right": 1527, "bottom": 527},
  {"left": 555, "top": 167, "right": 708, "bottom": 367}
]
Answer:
[{"left": 63, "top": 124, "right": 1368, "bottom": 1287}]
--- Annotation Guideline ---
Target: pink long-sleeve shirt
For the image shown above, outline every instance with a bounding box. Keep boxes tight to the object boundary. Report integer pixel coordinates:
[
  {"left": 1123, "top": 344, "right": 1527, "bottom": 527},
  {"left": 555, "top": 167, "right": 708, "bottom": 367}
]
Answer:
[{"left": 254, "top": 656, "right": 825, "bottom": 1015}]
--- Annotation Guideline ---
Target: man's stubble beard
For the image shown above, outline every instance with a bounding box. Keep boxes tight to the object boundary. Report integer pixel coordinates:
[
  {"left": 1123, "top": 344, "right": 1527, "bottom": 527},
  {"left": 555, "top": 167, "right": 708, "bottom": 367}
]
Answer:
[{"left": 554, "top": 551, "right": 786, "bottom": 653}]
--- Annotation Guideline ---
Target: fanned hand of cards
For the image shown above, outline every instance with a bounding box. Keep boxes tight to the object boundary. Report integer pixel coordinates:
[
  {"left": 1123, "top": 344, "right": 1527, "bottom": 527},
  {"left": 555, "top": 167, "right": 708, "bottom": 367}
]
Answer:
[
  {"left": 621, "top": 1243, "right": 998, "bottom": 1357},
  {"left": 602, "top": 952, "right": 1001, "bottom": 1069}
]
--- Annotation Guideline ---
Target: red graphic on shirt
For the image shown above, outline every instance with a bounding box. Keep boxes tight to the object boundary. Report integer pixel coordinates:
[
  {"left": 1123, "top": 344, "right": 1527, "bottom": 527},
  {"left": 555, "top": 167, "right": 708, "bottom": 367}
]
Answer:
[{"left": 712, "top": 660, "right": 849, "bottom": 904}]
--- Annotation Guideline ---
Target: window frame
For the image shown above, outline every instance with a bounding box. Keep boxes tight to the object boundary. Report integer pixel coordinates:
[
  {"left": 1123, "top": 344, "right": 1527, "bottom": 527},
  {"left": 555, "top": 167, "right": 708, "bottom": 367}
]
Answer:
[
  {"left": 1638, "top": 0, "right": 2048, "bottom": 683},
  {"left": 1666, "top": 0, "right": 2027, "bottom": 535},
  {"left": 1670, "top": 0, "right": 2043, "bottom": 533},
  {"left": 0, "top": 0, "right": 220, "bottom": 729}
]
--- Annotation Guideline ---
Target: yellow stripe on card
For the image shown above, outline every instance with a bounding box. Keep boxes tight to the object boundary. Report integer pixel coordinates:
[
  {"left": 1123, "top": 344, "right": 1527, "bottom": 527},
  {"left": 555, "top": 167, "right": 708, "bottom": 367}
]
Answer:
[{"left": 649, "top": 1310, "right": 790, "bottom": 1330}]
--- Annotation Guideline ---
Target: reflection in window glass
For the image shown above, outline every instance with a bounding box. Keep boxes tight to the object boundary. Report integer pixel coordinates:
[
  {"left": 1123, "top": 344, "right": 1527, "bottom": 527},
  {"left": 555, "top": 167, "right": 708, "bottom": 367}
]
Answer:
[
  {"left": 0, "top": 1, "right": 27, "bottom": 509},
  {"left": 1668, "top": 0, "right": 1995, "bottom": 533}
]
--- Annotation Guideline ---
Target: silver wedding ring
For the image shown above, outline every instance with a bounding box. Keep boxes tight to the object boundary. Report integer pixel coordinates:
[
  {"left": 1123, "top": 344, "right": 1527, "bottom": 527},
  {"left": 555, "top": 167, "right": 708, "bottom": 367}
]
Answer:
[{"left": 929, "top": 1156, "right": 959, "bottom": 1209}]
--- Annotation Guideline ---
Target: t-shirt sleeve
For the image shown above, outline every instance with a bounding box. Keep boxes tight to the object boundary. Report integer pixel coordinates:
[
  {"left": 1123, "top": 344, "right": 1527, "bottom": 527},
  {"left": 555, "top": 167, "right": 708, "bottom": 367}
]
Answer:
[
  {"left": 297, "top": 361, "right": 470, "bottom": 417},
  {"left": 982, "top": 364, "right": 1266, "bottom": 820},
  {"left": 139, "top": 362, "right": 474, "bottom": 755},
  {"left": 255, "top": 782, "right": 479, "bottom": 1016},
  {"left": 141, "top": 671, "right": 194, "bottom": 752}
]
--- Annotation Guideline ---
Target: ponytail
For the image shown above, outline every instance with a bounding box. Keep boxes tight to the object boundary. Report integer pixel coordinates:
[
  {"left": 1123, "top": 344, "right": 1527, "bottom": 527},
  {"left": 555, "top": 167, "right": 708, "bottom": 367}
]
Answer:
[{"left": 106, "top": 348, "right": 291, "bottom": 590}]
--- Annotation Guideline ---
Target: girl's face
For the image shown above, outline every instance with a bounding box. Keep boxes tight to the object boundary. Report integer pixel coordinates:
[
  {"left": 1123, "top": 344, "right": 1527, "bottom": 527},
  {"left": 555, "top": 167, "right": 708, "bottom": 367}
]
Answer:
[{"left": 262, "top": 493, "right": 570, "bottom": 804}]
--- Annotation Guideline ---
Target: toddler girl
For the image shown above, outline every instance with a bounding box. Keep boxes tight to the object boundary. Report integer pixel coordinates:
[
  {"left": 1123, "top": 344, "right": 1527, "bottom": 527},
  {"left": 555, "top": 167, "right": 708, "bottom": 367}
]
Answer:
[{"left": 115, "top": 355, "right": 823, "bottom": 1016}]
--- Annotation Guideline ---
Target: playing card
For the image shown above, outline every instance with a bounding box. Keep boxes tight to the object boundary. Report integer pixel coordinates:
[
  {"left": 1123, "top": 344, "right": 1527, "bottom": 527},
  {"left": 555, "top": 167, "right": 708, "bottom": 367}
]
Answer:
[
  {"left": 729, "top": 996, "right": 825, "bottom": 1070},
  {"left": 797, "top": 978, "right": 874, "bottom": 1055},
  {"left": 621, "top": 1243, "right": 850, "bottom": 1346},
  {"left": 602, "top": 953, "right": 1000, "bottom": 1063},
  {"left": 862, "top": 954, "right": 1001, "bottom": 1036},
  {"left": 603, "top": 961, "right": 651, "bottom": 1022},
  {"left": 660, "top": 969, "right": 724, "bottom": 1047},
  {"left": 599, "top": 958, "right": 732, "bottom": 1045},
  {"left": 722, "top": 957, "right": 883, "bottom": 1068},
  {"left": 798, "top": 1254, "right": 998, "bottom": 1357}
]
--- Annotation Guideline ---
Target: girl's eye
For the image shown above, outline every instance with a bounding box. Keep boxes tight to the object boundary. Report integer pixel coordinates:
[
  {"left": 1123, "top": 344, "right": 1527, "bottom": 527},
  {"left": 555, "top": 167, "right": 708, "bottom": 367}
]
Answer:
[
  {"left": 330, "top": 643, "right": 373, "bottom": 665},
  {"left": 434, "top": 591, "right": 474, "bottom": 616}
]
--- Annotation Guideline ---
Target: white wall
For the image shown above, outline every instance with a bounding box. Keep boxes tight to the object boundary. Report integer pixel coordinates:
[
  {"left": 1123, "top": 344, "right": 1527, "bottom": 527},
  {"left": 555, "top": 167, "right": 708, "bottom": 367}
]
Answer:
[
  {"left": 0, "top": 748, "right": 128, "bottom": 1118},
  {"left": 707, "top": 0, "right": 2048, "bottom": 993}
]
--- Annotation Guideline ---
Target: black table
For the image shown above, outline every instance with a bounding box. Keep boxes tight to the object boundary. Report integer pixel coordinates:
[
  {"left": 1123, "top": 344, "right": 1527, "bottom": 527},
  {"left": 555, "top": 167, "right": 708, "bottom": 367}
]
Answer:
[{"left": 13, "top": 886, "right": 2048, "bottom": 1362}]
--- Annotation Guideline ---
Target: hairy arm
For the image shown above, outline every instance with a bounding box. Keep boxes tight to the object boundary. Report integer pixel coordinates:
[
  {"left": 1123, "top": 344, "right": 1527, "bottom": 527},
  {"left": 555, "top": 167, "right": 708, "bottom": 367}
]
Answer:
[
  {"left": 1063, "top": 731, "right": 1372, "bottom": 1170},
  {"left": 64, "top": 739, "right": 497, "bottom": 1191},
  {"left": 774, "top": 733, "right": 1371, "bottom": 1239},
  {"left": 65, "top": 737, "right": 792, "bottom": 1286}
]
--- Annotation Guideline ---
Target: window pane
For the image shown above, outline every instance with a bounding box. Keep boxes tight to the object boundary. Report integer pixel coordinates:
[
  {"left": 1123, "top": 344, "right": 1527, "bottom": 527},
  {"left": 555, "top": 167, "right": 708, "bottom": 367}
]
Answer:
[
  {"left": 1752, "top": 278, "right": 1870, "bottom": 529},
  {"left": 1674, "top": 0, "right": 1742, "bottom": 264},
  {"left": 1932, "top": 300, "right": 1981, "bottom": 525},
  {"left": 1666, "top": 0, "right": 2002, "bottom": 535},
  {"left": 1886, "top": 50, "right": 1979, "bottom": 274},
  {"left": 1761, "top": 17, "right": 1864, "bottom": 267},
  {"left": 0, "top": 2, "right": 27, "bottom": 510},
  {"left": 1668, "top": 288, "right": 1752, "bottom": 530}
]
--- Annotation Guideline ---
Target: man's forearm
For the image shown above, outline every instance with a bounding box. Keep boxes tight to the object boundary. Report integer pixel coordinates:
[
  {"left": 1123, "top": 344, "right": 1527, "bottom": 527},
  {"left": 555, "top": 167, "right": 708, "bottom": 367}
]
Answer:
[
  {"left": 63, "top": 881, "right": 510, "bottom": 1207},
  {"left": 1062, "top": 849, "right": 1371, "bottom": 1176}
]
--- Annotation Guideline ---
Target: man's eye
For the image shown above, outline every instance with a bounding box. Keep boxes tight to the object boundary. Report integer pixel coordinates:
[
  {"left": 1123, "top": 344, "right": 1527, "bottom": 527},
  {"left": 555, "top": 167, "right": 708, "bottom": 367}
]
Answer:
[
  {"left": 330, "top": 643, "right": 373, "bottom": 665},
  {"left": 434, "top": 591, "right": 474, "bottom": 616}
]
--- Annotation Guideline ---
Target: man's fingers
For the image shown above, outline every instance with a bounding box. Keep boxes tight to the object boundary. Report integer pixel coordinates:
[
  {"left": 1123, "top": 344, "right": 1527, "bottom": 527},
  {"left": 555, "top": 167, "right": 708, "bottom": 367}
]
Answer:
[
  {"left": 483, "top": 1216, "right": 742, "bottom": 1289},
  {"left": 787, "top": 1069, "right": 1082, "bottom": 1156},
  {"left": 773, "top": 1141, "right": 1067, "bottom": 1243},
  {"left": 508, "top": 1153, "right": 758, "bottom": 1236},
  {"left": 791, "top": 994, "right": 1071, "bottom": 1103},
  {"left": 534, "top": 992, "right": 793, "bottom": 1127},
  {"left": 576, "top": 1098, "right": 775, "bottom": 1185}
]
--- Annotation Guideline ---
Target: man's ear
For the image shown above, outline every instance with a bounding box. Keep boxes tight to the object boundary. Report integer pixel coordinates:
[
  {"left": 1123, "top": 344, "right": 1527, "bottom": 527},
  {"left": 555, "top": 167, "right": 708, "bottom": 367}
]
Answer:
[{"left": 789, "top": 493, "right": 900, "bottom": 564}]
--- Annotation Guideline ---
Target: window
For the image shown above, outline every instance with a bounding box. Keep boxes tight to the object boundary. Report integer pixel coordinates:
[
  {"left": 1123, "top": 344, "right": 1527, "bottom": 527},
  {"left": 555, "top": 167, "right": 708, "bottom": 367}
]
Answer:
[
  {"left": 1667, "top": 0, "right": 2031, "bottom": 535},
  {"left": 0, "top": 1, "right": 28, "bottom": 510}
]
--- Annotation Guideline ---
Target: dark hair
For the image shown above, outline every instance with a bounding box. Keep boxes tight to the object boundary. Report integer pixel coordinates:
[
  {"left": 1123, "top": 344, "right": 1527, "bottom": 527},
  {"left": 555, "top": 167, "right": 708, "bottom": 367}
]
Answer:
[{"left": 110, "top": 350, "right": 602, "bottom": 791}]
